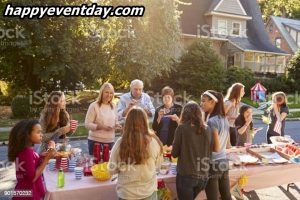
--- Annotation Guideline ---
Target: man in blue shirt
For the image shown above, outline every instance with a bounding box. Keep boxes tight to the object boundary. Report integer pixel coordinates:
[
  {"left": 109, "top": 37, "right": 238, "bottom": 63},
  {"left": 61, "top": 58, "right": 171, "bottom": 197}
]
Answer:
[{"left": 118, "top": 79, "right": 155, "bottom": 118}]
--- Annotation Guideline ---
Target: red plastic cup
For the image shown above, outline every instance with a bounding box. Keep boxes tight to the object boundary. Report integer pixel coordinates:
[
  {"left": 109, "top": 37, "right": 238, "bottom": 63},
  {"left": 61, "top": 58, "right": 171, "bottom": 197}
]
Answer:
[
  {"left": 70, "top": 120, "right": 78, "bottom": 132},
  {"left": 93, "top": 143, "right": 101, "bottom": 162}
]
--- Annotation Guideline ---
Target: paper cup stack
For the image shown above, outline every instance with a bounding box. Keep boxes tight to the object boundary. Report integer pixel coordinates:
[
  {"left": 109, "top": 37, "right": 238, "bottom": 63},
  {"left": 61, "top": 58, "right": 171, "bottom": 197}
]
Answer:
[
  {"left": 75, "top": 167, "right": 83, "bottom": 180},
  {"left": 68, "top": 158, "right": 76, "bottom": 172},
  {"left": 48, "top": 159, "right": 56, "bottom": 171},
  {"left": 170, "top": 163, "right": 177, "bottom": 175},
  {"left": 60, "top": 158, "right": 68, "bottom": 172}
]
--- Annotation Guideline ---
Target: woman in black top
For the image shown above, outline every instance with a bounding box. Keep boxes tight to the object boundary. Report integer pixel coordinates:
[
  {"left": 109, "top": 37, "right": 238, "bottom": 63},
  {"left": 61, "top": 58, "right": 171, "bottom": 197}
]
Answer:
[
  {"left": 152, "top": 86, "right": 182, "bottom": 146},
  {"left": 266, "top": 92, "right": 289, "bottom": 144}
]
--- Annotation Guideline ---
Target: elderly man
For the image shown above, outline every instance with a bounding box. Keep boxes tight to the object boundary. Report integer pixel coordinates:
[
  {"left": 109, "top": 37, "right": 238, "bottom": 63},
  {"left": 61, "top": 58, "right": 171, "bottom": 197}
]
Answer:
[{"left": 118, "top": 79, "right": 155, "bottom": 118}]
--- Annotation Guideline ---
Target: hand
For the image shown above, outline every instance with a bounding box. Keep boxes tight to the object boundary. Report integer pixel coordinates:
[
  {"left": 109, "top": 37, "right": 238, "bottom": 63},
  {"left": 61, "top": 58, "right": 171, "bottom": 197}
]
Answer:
[
  {"left": 45, "top": 148, "right": 57, "bottom": 160},
  {"left": 48, "top": 140, "right": 55, "bottom": 149},
  {"left": 245, "top": 116, "right": 252, "bottom": 125},
  {"left": 168, "top": 114, "right": 179, "bottom": 122},
  {"left": 103, "top": 125, "right": 114, "bottom": 131},
  {"left": 273, "top": 103, "right": 279, "bottom": 112},
  {"left": 115, "top": 124, "right": 122, "bottom": 130},
  {"left": 158, "top": 109, "right": 164, "bottom": 117},
  {"left": 128, "top": 99, "right": 138, "bottom": 108}
]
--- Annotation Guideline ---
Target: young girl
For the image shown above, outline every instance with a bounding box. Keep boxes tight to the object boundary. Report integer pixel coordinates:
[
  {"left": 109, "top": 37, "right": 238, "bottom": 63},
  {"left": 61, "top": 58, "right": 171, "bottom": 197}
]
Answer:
[
  {"left": 172, "top": 102, "right": 220, "bottom": 200},
  {"left": 266, "top": 92, "right": 289, "bottom": 144},
  {"left": 224, "top": 83, "right": 245, "bottom": 146},
  {"left": 8, "top": 119, "right": 56, "bottom": 200},
  {"left": 235, "top": 105, "right": 257, "bottom": 146},
  {"left": 85, "top": 82, "right": 120, "bottom": 155},
  {"left": 39, "top": 91, "right": 71, "bottom": 153},
  {"left": 108, "top": 107, "right": 163, "bottom": 200},
  {"left": 201, "top": 90, "right": 231, "bottom": 200}
]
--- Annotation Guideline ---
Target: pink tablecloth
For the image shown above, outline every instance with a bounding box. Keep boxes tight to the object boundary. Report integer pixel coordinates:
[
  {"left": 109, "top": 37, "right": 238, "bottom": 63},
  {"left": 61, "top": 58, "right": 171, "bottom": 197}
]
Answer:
[{"left": 44, "top": 163, "right": 300, "bottom": 200}]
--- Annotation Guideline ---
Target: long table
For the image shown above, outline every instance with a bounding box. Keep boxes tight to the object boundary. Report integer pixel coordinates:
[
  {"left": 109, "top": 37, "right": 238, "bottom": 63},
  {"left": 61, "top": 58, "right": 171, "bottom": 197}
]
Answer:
[
  {"left": 44, "top": 162, "right": 300, "bottom": 200},
  {"left": 44, "top": 147, "right": 300, "bottom": 200}
]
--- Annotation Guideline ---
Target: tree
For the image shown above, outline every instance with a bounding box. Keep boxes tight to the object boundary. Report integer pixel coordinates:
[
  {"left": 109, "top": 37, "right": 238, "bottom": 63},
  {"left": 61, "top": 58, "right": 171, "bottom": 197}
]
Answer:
[
  {"left": 172, "top": 39, "right": 225, "bottom": 97},
  {"left": 259, "top": 0, "right": 300, "bottom": 20},
  {"left": 0, "top": 0, "right": 182, "bottom": 94},
  {"left": 287, "top": 49, "right": 300, "bottom": 91}
]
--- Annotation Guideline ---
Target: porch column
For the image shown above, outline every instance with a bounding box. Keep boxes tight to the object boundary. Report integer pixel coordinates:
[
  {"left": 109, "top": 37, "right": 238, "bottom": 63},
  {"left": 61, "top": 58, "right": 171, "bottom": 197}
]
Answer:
[
  {"left": 253, "top": 53, "right": 256, "bottom": 72},
  {"left": 241, "top": 53, "right": 245, "bottom": 68},
  {"left": 274, "top": 56, "right": 277, "bottom": 74}
]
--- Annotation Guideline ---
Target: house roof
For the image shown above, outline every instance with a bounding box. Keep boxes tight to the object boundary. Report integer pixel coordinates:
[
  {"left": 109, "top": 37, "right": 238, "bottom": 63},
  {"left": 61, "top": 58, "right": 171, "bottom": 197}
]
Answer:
[
  {"left": 179, "top": 0, "right": 288, "bottom": 55},
  {"left": 209, "top": 0, "right": 248, "bottom": 16},
  {"left": 270, "top": 16, "right": 300, "bottom": 53}
]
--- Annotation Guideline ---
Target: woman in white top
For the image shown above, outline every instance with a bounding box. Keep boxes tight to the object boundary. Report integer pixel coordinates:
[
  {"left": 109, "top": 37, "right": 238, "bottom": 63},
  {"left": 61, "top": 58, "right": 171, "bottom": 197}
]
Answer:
[
  {"left": 85, "top": 82, "right": 119, "bottom": 154},
  {"left": 224, "top": 83, "right": 245, "bottom": 146},
  {"left": 108, "top": 107, "right": 163, "bottom": 200}
]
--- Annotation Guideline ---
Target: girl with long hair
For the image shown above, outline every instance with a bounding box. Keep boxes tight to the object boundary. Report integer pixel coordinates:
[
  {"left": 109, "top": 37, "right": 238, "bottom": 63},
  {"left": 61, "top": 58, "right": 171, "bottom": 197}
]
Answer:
[
  {"left": 224, "top": 83, "right": 245, "bottom": 146},
  {"left": 201, "top": 90, "right": 231, "bottom": 200},
  {"left": 108, "top": 107, "right": 163, "bottom": 200},
  {"left": 8, "top": 119, "right": 56, "bottom": 200},
  {"left": 39, "top": 91, "right": 70, "bottom": 153},
  {"left": 172, "top": 102, "right": 220, "bottom": 200},
  {"left": 266, "top": 92, "right": 289, "bottom": 144}
]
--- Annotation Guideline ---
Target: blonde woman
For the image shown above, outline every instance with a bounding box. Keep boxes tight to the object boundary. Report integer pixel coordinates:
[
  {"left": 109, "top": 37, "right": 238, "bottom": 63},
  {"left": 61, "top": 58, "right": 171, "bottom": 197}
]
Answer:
[
  {"left": 85, "top": 83, "right": 119, "bottom": 155},
  {"left": 108, "top": 107, "right": 163, "bottom": 200},
  {"left": 266, "top": 92, "right": 289, "bottom": 144},
  {"left": 39, "top": 91, "right": 70, "bottom": 153}
]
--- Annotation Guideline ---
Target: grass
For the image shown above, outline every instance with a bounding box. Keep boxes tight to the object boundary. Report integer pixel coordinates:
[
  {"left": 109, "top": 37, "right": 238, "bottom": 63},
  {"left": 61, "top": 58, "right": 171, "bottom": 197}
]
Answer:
[
  {"left": 0, "top": 132, "right": 9, "bottom": 141},
  {"left": 70, "top": 112, "right": 85, "bottom": 123},
  {"left": 288, "top": 112, "right": 300, "bottom": 118}
]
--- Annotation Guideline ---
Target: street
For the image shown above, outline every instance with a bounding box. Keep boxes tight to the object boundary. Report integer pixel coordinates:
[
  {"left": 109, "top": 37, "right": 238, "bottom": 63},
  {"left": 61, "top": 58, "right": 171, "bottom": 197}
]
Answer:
[{"left": 0, "top": 120, "right": 299, "bottom": 199}]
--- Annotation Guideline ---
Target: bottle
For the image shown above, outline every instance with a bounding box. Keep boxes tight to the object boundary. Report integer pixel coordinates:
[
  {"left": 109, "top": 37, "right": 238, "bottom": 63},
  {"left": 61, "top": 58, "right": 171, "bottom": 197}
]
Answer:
[
  {"left": 102, "top": 144, "right": 109, "bottom": 162},
  {"left": 57, "top": 169, "right": 65, "bottom": 188}
]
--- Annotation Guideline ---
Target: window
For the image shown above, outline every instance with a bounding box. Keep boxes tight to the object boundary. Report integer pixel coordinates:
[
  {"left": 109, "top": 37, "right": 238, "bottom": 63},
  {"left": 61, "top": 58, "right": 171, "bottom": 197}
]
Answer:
[
  {"left": 275, "top": 37, "right": 281, "bottom": 48},
  {"left": 290, "top": 29, "right": 297, "bottom": 42},
  {"left": 297, "top": 32, "right": 300, "bottom": 48},
  {"left": 232, "top": 22, "right": 241, "bottom": 36},
  {"left": 218, "top": 20, "right": 227, "bottom": 35}
]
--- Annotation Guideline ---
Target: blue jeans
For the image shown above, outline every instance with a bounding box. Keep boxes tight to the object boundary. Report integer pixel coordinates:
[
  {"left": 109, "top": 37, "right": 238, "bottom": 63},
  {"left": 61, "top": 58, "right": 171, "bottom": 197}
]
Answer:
[
  {"left": 88, "top": 139, "right": 114, "bottom": 156},
  {"left": 176, "top": 174, "right": 208, "bottom": 200}
]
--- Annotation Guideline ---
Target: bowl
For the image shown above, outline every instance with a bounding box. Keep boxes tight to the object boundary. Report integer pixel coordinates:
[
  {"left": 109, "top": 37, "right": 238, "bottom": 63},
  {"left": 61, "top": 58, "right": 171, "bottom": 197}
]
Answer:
[{"left": 91, "top": 163, "right": 111, "bottom": 181}]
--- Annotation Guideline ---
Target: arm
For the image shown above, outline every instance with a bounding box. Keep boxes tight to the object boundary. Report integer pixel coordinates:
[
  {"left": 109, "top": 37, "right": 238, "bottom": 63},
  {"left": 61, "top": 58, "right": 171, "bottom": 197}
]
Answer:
[
  {"left": 108, "top": 139, "right": 121, "bottom": 175},
  {"left": 152, "top": 109, "right": 159, "bottom": 132},
  {"left": 171, "top": 126, "right": 182, "bottom": 158},
  {"left": 224, "top": 101, "right": 233, "bottom": 115},
  {"left": 21, "top": 149, "right": 56, "bottom": 183},
  {"left": 85, "top": 103, "right": 98, "bottom": 131},
  {"left": 117, "top": 96, "right": 130, "bottom": 117},
  {"left": 211, "top": 128, "right": 221, "bottom": 152}
]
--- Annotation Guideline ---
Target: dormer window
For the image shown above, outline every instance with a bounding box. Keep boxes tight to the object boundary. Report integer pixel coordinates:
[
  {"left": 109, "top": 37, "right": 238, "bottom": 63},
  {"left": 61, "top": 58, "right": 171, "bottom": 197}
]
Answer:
[
  {"left": 218, "top": 20, "right": 227, "bottom": 35},
  {"left": 232, "top": 22, "right": 241, "bottom": 36},
  {"left": 275, "top": 37, "right": 281, "bottom": 48}
]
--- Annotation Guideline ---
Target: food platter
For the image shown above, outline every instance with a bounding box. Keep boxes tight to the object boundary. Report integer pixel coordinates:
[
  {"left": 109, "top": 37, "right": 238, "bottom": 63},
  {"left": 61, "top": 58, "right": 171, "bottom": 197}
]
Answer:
[{"left": 270, "top": 136, "right": 294, "bottom": 145}]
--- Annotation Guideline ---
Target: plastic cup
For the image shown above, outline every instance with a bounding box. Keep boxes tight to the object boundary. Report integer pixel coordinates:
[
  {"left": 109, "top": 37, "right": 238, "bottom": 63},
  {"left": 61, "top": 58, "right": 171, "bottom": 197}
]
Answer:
[
  {"left": 48, "top": 159, "right": 56, "bottom": 171},
  {"left": 75, "top": 167, "right": 83, "bottom": 180}
]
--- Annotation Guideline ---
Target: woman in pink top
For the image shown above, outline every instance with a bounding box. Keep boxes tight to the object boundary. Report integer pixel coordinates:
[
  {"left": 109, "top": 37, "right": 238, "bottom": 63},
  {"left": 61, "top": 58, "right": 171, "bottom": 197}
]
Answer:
[
  {"left": 85, "top": 82, "right": 120, "bottom": 155},
  {"left": 8, "top": 119, "right": 56, "bottom": 200}
]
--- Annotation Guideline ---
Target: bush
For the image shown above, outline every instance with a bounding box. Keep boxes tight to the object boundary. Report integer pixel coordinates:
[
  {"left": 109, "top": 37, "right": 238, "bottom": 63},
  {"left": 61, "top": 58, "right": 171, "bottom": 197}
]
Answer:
[
  {"left": 225, "top": 66, "right": 256, "bottom": 96},
  {"left": 0, "top": 95, "right": 13, "bottom": 106},
  {"left": 11, "top": 96, "right": 40, "bottom": 118}
]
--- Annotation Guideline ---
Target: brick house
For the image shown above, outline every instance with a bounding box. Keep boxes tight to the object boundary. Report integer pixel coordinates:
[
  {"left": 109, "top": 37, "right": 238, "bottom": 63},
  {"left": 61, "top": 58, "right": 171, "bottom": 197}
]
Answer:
[
  {"left": 266, "top": 16, "right": 300, "bottom": 56},
  {"left": 179, "top": 0, "right": 289, "bottom": 77}
]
